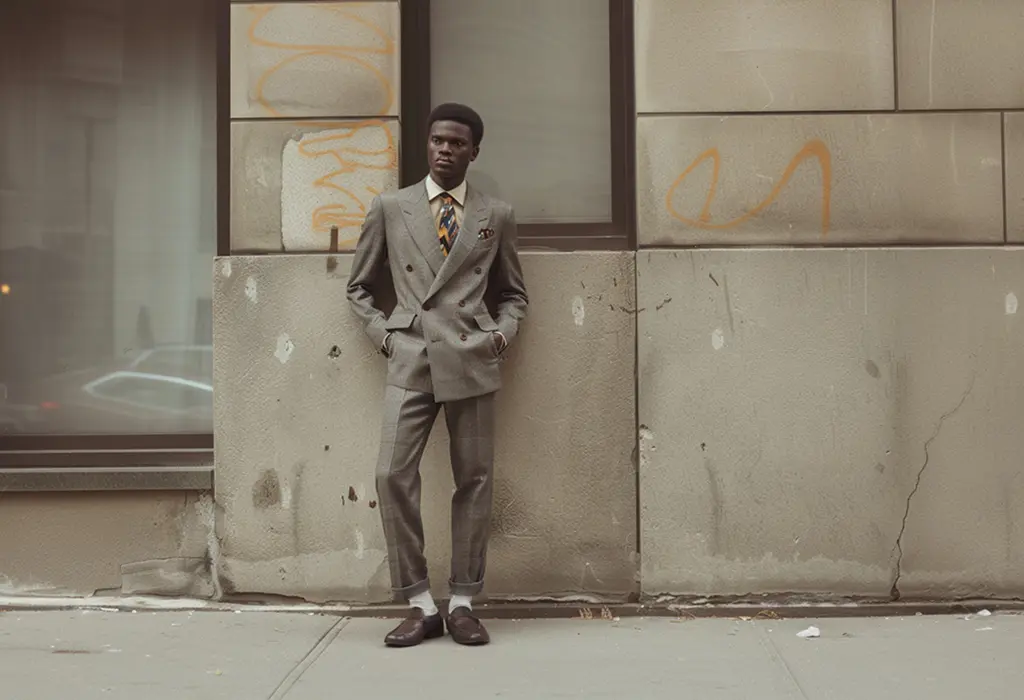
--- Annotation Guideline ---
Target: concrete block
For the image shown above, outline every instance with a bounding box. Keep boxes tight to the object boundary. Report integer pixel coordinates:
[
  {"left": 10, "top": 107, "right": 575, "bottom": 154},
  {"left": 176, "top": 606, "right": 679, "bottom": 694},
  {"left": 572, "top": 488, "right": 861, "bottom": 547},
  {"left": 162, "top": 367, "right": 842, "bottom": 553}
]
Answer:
[
  {"left": 120, "top": 558, "right": 214, "bottom": 599},
  {"left": 0, "top": 492, "right": 213, "bottom": 597},
  {"left": 1005, "top": 113, "right": 1024, "bottom": 243},
  {"left": 230, "top": 119, "right": 398, "bottom": 253},
  {"left": 635, "top": 0, "right": 894, "bottom": 113},
  {"left": 212, "top": 252, "right": 637, "bottom": 603},
  {"left": 638, "top": 113, "right": 1004, "bottom": 246},
  {"left": 638, "top": 249, "right": 1024, "bottom": 599},
  {"left": 896, "top": 0, "right": 1024, "bottom": 109},
  {"left": 230, "top": 2, "right": 400, "bottom": 119}
]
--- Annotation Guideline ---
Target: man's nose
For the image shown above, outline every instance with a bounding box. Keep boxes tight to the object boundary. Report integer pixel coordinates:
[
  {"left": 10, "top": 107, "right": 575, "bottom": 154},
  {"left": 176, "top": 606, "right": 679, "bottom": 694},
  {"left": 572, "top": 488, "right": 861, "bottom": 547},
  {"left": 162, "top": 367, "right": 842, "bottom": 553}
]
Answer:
[{"left": 438, "top": 142, "right": 453, "bottom": 155}]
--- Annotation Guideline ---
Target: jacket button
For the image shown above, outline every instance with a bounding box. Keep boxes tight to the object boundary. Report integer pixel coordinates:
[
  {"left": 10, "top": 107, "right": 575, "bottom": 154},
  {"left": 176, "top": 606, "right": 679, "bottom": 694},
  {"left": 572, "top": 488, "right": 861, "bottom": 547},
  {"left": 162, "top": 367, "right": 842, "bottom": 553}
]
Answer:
[
  {"left": 458, "top": 300, "right": 465, "bottom": 307},
  {"left": 475, "top": 267, "right": 482, "bottom": 274},
  {"left": 405, "top": 264, "right": 413, "bottom": 272},
  {"left": 422, "top": 302, "right": 431, "bottom": 311},
  {"left": 460, "top": 333, "right": 467, "bottom": 341}
]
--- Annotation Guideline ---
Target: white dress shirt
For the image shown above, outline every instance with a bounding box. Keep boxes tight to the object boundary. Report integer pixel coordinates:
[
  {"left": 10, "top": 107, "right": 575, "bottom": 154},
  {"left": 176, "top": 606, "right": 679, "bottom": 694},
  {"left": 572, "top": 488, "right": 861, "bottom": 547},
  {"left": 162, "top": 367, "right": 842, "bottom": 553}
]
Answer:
[{"left": 425, "top": 175, "right": 467, "bottom": 228}]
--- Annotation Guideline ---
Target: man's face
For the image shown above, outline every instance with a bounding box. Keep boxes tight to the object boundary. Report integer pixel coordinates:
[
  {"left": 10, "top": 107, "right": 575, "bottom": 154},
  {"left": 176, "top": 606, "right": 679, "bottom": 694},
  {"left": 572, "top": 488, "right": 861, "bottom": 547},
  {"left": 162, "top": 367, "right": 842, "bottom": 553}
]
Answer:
[{"left": 427, "top": 120, "right": 478, "bottom": 185}]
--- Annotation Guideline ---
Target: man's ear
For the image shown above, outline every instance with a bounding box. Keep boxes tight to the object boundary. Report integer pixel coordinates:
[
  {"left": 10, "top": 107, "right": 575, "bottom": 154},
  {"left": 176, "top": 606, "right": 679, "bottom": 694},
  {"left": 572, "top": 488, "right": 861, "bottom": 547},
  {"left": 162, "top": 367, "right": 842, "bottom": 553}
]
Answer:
[{"left": 470, "top": 146, "right": 480, "bottom": 162}]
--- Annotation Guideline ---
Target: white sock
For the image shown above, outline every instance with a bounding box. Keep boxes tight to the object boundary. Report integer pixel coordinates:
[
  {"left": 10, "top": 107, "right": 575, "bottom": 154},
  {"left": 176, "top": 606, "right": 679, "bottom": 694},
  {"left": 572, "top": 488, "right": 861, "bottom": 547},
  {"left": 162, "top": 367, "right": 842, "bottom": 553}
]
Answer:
[
  {"left": 409, "top": 591, "right": 438, "bottom": 617},
  {"left": 448, "top": 594, "right": 473, "bottom": 615}
]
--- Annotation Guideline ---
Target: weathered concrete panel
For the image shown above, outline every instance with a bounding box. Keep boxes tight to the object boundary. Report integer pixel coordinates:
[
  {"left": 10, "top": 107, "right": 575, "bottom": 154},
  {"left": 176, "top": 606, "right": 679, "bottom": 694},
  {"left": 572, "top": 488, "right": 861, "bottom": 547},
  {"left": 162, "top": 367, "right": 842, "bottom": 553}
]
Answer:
[
  {"left": 896, "top": 0, "right": 1024, "bottom": 110},
  {"left": 213, "top": 253, "right": 637, "bottom": 603},
  {"left": 230, "top": 120, "right": 399, "bottom": 253},
  {"left": 638, "top": 249, "right": 1024, "bottom": 599},
  {"left": 0, "top": 492, "right": 213, "bottom": 597},
  {"left": 635, "top": 0, "right": 894, "bottom": 113},
  {"left": 1005, "top": 113, "right": 1024, "bottom": 243},
  {"left": 230, "top": 2, "right": 400, "bottom": 119},
  {"left": 638, "top": 113, "right": 1004, "bottom": 246}
]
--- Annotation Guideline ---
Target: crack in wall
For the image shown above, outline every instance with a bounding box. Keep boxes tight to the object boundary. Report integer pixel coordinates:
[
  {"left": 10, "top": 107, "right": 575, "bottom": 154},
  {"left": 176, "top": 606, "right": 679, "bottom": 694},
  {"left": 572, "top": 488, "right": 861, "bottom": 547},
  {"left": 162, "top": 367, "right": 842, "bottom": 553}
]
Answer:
[{"left": 890, "top": 375, "right": 976, "bottom": 601}]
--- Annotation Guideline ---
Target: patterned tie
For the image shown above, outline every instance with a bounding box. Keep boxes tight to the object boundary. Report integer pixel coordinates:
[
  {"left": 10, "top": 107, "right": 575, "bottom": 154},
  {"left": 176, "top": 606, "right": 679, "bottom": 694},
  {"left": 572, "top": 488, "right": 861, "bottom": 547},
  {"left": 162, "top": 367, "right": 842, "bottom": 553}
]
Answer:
[{"left": 437, "top": 192, "right": 459, "bottom": 257}]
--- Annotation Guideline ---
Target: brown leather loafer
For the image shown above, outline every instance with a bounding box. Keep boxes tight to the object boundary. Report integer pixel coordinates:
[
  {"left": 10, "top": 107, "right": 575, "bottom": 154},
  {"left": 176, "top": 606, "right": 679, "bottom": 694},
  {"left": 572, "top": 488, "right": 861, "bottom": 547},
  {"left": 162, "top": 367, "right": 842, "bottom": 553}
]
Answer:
[
  {"left": 446, "top": 608, "right": 490, "bottom": 645},
  {"left": 384, "top": 609, "right": 445, "bottom": 647}
]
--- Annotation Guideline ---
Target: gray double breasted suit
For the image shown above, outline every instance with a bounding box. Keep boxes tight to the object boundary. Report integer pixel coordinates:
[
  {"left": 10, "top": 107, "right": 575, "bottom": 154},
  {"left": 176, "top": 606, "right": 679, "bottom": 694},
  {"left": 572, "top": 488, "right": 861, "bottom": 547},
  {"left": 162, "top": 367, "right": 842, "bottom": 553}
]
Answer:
[{"left": 346, "top": 177, "right": 528, "bottom": 599}]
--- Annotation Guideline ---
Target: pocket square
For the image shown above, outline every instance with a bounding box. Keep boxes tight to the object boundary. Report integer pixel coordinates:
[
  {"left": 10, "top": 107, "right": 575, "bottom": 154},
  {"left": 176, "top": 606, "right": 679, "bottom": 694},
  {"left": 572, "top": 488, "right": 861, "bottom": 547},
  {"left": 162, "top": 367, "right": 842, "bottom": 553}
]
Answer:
[{"left": 477, "top": 228, "right": 496, "bottom": 241}]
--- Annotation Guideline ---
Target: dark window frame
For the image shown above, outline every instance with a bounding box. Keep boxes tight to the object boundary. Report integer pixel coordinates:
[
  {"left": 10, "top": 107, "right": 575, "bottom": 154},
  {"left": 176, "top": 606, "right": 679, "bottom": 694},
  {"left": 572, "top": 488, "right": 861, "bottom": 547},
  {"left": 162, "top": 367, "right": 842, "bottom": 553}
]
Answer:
[{"left": 400, "top": 0, "right": 636, "bottom": 252}]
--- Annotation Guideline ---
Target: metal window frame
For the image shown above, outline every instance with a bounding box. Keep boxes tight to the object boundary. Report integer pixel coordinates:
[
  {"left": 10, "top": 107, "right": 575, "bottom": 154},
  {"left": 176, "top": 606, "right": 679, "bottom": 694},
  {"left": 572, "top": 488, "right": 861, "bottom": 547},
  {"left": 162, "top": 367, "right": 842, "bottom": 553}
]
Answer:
[{"left": 400, "top": 0, "right": 637, "bottom": 251}]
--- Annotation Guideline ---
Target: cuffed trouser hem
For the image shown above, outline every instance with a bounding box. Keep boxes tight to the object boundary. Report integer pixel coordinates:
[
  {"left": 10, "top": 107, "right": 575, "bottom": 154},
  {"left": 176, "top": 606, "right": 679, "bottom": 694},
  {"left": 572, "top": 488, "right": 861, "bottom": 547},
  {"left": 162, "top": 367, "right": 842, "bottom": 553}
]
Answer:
[
  {"left": 448, "top": 578, "right": 484, "bottom": 597},
  {"left": 393, "top": 578, "right": 431, "bottom": 601}
]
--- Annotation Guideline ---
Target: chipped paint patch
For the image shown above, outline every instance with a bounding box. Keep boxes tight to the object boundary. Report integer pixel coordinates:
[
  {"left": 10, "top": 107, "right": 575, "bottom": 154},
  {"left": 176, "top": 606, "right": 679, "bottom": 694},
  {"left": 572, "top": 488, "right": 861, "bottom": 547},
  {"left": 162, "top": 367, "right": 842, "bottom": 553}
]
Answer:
[
  {"left": 572, "top": 296, "right": 585, "bottom": 326},
  {"left": 275, "top": 334, "right": 295, "bottom": 364},
  {"left": 1006, "top": 292, "right": 1018, "bottom": 315},
  {"left": 244, "top": 277, "right": 258, "bottom": 304},
  {"left": 711, "top": 328, "right": 726, "bottom": 350},
  {"left": 638, "top": 425, "right": 655, "bottom": 471},
  {"left": 219, "top": 260, "right": 232, "bottom": 278},
  {"left": 354, "top": 529, "right": 366, "bottom": 560}
]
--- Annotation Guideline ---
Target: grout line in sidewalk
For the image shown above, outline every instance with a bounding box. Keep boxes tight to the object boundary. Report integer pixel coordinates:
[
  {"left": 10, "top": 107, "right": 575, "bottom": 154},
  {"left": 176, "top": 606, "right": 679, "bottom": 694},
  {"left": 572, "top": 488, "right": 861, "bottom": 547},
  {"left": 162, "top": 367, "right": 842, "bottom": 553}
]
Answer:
[
  {"left": 755, "top": 625, "right": 811, "bottom": 700},
  {"left": 268, "top": 618, "right": 350, "bottom": 700}
]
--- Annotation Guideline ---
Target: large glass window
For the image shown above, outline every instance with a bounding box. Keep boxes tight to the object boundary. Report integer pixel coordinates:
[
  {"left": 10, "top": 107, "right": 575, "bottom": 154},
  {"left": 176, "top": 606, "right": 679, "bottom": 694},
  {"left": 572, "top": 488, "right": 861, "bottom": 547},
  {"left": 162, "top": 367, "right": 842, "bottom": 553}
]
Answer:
[
  {"left": 0, "top": 0, "right": 216, "bottom": 445},
  {"left": 403, "top": 0, "right": 634, "bottom": 249}
]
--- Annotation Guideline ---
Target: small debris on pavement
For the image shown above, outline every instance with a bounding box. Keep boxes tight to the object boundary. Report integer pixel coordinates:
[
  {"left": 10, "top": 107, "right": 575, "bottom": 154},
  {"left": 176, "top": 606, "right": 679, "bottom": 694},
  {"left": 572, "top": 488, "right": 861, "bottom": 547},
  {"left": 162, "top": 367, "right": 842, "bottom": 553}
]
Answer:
[
  {"left": 977, "top": 609, "right": 993, "bottom": 617},
  {"left": 796, "top": 626, "right": 821, "bottom": 639}
]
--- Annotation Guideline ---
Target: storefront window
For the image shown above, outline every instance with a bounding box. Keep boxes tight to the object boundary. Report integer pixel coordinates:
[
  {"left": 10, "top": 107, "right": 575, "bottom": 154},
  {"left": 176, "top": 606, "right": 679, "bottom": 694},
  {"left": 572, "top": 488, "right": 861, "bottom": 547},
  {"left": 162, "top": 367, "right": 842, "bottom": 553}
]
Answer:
[{"left": 0, "top": 0, "right": 216, "bottom": 438}]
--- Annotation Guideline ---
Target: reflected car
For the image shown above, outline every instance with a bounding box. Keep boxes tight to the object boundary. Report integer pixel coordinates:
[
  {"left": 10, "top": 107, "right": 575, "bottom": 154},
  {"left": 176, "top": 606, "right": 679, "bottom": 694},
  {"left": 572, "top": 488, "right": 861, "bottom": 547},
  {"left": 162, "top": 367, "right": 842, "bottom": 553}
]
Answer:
[{"left": 0, "top": 345, "right": 213, "bottom": 434}]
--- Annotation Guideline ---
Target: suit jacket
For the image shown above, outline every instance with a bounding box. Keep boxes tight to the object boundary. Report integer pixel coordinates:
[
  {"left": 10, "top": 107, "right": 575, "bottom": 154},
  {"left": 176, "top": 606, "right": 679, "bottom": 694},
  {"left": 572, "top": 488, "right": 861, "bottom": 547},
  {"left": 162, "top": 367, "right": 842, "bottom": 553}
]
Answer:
[{"left": 346, "top": 179, "right": 528, "bottom": 403}]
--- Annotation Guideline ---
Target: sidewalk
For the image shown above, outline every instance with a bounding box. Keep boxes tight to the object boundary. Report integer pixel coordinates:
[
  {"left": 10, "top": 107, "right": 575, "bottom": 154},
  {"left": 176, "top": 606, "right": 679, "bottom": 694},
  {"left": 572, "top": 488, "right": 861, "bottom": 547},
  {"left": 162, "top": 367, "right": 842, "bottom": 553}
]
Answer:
[{"left": 1, "top": 607, "right": 1021, "bottom": 699}]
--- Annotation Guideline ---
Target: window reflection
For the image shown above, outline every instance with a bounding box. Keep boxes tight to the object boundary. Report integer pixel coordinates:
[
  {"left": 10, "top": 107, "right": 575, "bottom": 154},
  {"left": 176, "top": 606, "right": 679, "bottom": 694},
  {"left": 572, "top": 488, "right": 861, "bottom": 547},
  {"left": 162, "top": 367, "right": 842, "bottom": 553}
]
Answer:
[{"left": 0, "top": 0, "right": 216, "bottom": 435}]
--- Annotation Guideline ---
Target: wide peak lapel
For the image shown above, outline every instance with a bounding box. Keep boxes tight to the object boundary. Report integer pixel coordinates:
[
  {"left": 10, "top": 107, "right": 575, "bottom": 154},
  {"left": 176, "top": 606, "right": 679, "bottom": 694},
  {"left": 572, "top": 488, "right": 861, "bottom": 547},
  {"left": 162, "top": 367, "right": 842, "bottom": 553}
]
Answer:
[{"left": 399, "top": 183, "right": 445, "bottom": 276}]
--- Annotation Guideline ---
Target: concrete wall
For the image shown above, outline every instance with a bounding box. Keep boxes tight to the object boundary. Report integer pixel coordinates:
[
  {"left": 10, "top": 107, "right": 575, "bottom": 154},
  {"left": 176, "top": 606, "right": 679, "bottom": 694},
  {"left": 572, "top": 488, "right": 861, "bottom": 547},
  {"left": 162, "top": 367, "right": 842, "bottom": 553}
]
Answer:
[
  {"left": 212, "top": 254, "right": 637, "bottom": 603},
  {"left": 0, "top": 492, "right": 214, "bottom": 598},
  {"left": 204, "top": 0, "right": 1024, "bottom": 605},
  {"left": 638, "top": 249, "right": 1024, "bottom": 599},
  {"left": 633, "top": 0, "right": 1024, "bottom": 600}
]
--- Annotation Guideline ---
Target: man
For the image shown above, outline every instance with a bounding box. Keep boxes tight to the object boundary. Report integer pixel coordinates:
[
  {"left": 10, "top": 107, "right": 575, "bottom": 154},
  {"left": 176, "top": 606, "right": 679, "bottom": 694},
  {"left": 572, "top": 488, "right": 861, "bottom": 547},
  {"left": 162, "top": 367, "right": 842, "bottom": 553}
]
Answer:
[{"left": 346, "top": 103, "right": 528, "bottom": 647}]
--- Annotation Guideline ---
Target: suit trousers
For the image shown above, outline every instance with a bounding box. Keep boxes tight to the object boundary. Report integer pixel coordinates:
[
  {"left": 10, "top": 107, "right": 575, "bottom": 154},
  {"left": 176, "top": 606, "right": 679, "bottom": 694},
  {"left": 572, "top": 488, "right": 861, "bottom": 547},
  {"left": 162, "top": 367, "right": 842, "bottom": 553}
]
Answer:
[{"left": 375, "top": 385, "right": 495, "bottom": 600}]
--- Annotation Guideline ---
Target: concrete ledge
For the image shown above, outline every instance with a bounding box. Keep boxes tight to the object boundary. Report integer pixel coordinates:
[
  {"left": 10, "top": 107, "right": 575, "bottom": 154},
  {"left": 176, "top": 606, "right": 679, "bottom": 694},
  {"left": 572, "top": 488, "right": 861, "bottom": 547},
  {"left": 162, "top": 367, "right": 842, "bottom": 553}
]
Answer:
[{"left": 0, "top": 467, "right": 213, "bottom": 492}]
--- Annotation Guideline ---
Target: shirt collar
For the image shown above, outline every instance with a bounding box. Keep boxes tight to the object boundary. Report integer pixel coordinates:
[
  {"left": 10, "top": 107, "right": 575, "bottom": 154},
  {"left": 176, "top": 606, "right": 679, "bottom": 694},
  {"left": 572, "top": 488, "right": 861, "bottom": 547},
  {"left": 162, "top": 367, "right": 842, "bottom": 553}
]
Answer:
[{"left": 425, "top": 175, "right": 467, "bottom": 206}]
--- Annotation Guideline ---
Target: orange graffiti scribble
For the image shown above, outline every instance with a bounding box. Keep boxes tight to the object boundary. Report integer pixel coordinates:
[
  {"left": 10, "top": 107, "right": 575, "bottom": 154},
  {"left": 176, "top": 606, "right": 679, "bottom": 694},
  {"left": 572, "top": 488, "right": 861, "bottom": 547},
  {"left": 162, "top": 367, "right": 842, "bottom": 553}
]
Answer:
[
  {"left": 665, "top": 140, "right": 832, "bottom": 236},
  {"left": 247, "top": 4, "right": 396, "bottom": 120},
  {"left": 247, "top": 4, "right": 398, "bottom": 246},
  {"left": 296, "top": 122, "right": 397, "bottom": 244}
]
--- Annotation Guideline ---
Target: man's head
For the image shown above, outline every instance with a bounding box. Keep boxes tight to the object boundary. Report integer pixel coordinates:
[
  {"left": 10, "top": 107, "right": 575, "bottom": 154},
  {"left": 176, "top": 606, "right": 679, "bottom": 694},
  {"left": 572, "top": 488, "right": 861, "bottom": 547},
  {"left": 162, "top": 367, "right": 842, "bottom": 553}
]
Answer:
[{"left": 427, "top": 103, "right": 483, "bottom": 189}]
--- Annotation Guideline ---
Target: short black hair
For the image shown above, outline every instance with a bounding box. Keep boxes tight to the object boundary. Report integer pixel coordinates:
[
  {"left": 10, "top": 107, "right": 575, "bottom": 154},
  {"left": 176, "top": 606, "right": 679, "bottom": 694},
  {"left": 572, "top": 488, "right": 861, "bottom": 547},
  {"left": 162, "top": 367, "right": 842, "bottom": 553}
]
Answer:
[{"left": 428, "top": 103, "right": 484, "bottom": 147}]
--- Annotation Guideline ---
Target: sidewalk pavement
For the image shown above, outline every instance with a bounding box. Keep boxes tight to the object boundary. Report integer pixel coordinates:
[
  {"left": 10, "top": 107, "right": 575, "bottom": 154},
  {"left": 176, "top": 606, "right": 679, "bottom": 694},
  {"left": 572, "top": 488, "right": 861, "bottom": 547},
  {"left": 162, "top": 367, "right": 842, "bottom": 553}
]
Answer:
[{"left": 1, "top": 607, "right": 1022, "bottom": 699}]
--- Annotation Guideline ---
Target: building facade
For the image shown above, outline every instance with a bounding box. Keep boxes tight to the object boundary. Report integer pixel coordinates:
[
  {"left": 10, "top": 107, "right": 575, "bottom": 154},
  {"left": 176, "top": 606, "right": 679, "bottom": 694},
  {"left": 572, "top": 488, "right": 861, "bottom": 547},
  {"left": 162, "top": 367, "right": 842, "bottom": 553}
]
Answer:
[{"left": 2, "top": 0, "right": 1023, "bottom": 603}]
